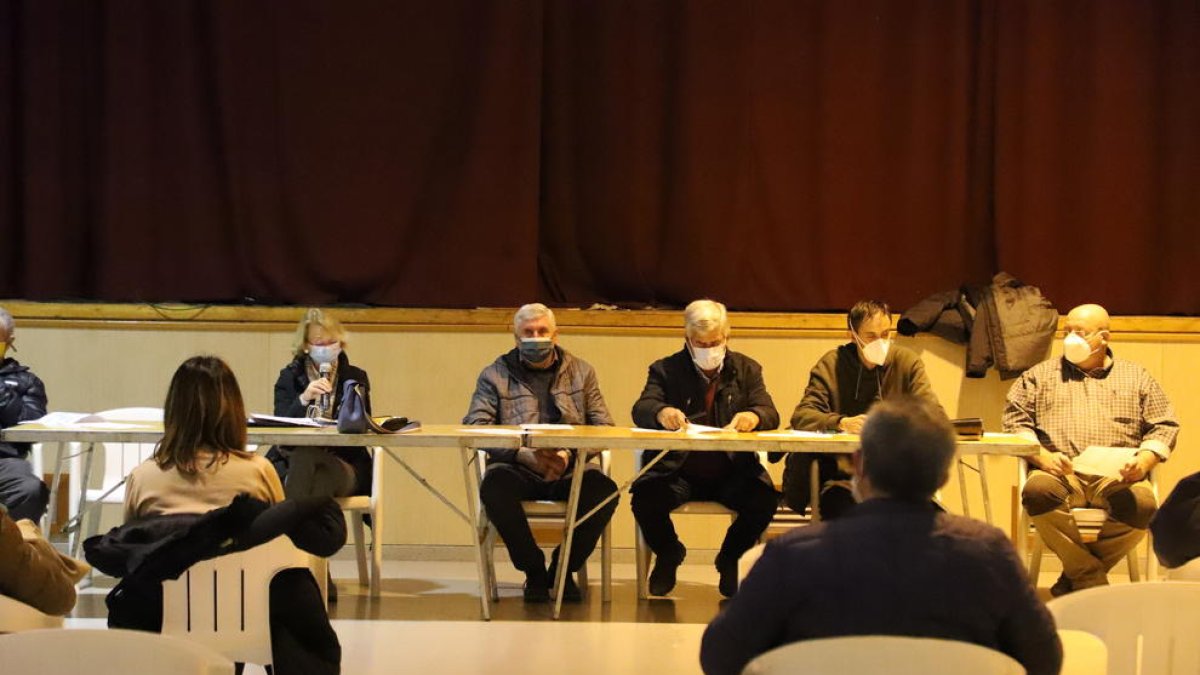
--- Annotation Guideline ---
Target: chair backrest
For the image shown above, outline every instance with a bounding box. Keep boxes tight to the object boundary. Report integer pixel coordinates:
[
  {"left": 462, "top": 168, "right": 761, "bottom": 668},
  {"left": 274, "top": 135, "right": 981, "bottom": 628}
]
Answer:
[
  {"left": 1164, "top": 556, "right": 1200, "bottom": 581},
  {"left": 93, "top": 408, "right": 164, "bottom": 498},
  {"left": 0, "top": 595, "right": 65, "bottom": 633},
  {"left": 1058, "top": 629, "right": 1108, "bottom": 675},
  {"left": 741, "top": 635, "right": 1026, "bottom": 675},
  {"left": 0, "top": 628, "right": 235, "bottom": 674},
  {"left": 1048, "top": 581, "right": 1200, "bottom": 674},
  {"left": 161, "top": 536, "right": 325, "bottom": 667}
]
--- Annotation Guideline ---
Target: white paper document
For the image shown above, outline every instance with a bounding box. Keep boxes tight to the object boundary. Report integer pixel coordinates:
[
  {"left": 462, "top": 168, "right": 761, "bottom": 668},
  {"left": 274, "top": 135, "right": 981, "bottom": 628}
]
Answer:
[
  {"left": 630, "top": 424, "right": 728, "bottom": 434},
  {"left": 248, "top": 414, "right": 331, "bottom": 428},
  {"left": 456, "top": 427, "right": 527, "bottom": 436},
  {"left": 30, "top": 412, "right": 92, "bottom": 426},
  {"left": 756, "top": 430, "right": 832, "bottom": 438},
  {"left": 1072, "top": 446, "right": 1137, "bottom": 478}
]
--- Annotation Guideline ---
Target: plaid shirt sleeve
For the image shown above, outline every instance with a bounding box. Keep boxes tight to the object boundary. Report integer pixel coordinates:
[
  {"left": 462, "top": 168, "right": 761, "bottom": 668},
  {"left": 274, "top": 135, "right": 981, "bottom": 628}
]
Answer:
[
  {"left": 1002, "top": 365, "right": 1042, "bottom": 444},
  {"left": 1138, "top": 369, "right": 1180, "bottom": 460}
]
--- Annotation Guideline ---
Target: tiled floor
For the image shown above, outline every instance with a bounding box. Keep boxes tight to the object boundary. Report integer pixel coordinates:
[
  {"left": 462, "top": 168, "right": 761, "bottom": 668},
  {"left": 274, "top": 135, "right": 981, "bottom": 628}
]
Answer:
[{"left": 66, "top": 559, "right": 1109, "bottom": 674}]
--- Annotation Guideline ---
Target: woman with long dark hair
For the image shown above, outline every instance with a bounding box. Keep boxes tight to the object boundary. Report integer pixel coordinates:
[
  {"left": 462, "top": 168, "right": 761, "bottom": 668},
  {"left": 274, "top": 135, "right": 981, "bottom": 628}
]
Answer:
[{"left": 125, "top": 355, "right": 283, "bottom": 519}]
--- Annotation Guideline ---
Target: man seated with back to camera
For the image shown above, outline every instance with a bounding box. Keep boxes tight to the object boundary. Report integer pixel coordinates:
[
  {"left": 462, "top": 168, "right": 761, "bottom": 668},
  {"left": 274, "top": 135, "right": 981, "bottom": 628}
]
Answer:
[{"left": 701, "top": 396, "right": 1061, "bottom": 675}]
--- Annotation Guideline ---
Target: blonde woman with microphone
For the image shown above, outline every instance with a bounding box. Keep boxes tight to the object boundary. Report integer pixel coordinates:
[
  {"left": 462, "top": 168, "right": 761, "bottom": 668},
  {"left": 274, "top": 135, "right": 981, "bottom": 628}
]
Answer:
[{"left": 268, "top": 308, "right": 373, "bottom": 500}]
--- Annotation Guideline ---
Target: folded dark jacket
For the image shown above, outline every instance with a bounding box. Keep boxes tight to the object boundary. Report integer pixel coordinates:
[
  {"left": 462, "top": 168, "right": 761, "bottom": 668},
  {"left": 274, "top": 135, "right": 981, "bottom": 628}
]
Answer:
[
  {"left": 85, "top": 494, "right": 346, "bottom": 583},
  {"left": 87, "top": 495, "right": 346, "bottom": 634}
]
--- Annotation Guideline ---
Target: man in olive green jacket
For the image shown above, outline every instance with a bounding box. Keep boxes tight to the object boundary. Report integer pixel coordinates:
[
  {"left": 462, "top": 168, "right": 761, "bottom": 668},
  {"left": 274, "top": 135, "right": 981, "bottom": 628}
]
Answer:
[{"left": 781, "top": 300, "right": 942, "bottom": 518}]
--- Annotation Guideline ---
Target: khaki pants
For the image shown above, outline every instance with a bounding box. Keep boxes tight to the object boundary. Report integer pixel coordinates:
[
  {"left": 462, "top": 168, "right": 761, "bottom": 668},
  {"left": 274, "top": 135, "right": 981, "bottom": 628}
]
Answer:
[{"left": 1023, "top": 470, "right": 1156, "bottom": 589}]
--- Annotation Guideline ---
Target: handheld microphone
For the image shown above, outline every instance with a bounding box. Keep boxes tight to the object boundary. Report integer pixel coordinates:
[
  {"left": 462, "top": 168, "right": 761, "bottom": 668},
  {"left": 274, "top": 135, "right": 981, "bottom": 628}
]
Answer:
[{"left": 318, "top": 362, "right": 332, "bottom": 414}]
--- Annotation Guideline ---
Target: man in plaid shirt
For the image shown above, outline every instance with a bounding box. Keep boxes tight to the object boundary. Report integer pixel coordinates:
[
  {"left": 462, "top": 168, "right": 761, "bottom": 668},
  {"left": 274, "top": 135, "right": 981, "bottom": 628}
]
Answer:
[{"left": 1004, "top": 304, "right": 1179, "bottom": 595}]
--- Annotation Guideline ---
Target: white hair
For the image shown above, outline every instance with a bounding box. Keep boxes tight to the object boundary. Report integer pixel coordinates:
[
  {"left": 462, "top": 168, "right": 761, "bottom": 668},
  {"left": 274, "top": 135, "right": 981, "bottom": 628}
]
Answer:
[
  {"left": 513, "top": 303, "right": 557, "bottom": 334},
  {"left": 684, "top": 299, "right": 730, "bottom": 339},
  {"left": 0, "top": 307, "right": 13, "bottom": 338}
]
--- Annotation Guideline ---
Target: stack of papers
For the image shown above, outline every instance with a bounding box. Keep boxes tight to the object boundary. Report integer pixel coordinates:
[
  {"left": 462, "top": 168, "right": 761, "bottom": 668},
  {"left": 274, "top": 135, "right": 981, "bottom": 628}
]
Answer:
[{"left": 1072, "top": 446, "right": 1137, "bottom": 478}]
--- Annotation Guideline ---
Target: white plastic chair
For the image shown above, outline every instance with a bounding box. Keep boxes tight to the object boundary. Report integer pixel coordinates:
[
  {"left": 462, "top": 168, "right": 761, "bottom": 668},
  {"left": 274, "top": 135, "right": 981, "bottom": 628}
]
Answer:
[
  {"left": 161, "top": 535, "right": 329, "bottom": 669},
  {"left": 334, "top": 445, "right": 385, "bottom": 596},
  {"left": 68, "top": 407, "right": 164, "bottom": 558},
  {"left": 1058, "top": 629, "right": 1108, "bottom": 675},
  {"left": 476, "top": 449, "right": 613, "bottom": 604},
  {"left": 0, "top": 595, "right": 64, "bottom": 633},
  {"left": 1048, "top": 581, "right": 1200, "bottom": 675},
  {"left": 741, "top": 635, "right": 1026, "bottom": 674},
  {"left": 0, "top": 628, "right": 235, "bottom": 674},
  {"left": 1019, "top": 460, "right": 1158, "bottom": 584},
  {"left": 1164, "top": 556, "right": 1200, "bottom": 581}
]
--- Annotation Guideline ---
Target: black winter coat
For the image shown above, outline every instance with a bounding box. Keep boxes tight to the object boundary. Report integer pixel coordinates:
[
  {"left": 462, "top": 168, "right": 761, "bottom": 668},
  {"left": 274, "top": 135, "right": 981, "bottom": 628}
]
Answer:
[
  {"left": 631, "top": 346, "right": 779, "bottom": 482},
  {"left": 274, "top": 352, "right": 371, "bottom": 418},
  {"left": 0, "top": 358, "right": 48, "bottom": 459}
]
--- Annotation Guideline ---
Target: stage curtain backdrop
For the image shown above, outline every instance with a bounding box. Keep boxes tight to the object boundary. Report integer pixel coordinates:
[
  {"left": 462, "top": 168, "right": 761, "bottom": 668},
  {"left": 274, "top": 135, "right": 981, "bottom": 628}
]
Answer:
[{"left": 2, "top": 1, "right": 1197, "bottom": 313}]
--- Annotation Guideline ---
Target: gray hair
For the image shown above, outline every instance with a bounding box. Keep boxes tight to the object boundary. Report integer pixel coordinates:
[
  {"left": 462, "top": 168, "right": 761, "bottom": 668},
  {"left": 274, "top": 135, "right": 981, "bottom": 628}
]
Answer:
[
  {"left": 860, "top": 396, "right": 956, "bottom": 502},
  {"left": 0, "top": 307, "right": 13, "bottom": 339},
  {"left": 684, "top": 299, "right": 730, "bottom": 339},
  {"left": 513, "top": 303, "right": 557, "bottom": 334}
]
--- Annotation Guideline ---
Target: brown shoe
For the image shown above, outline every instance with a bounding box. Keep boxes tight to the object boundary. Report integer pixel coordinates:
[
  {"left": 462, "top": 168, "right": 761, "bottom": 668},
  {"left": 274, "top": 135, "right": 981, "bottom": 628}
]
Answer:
[{"left": 1049, "top": 574, "right": 1073, "bottom": 597}]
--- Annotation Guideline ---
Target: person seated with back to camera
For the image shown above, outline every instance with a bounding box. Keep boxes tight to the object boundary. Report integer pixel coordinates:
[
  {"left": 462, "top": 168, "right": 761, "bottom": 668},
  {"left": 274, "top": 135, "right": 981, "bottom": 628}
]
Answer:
[
  {"left": 701, "top": 397, "right": 1062, "bottom": 675},
  {"left": 106, "top": 355, "right": 343, "bottom": 675}
]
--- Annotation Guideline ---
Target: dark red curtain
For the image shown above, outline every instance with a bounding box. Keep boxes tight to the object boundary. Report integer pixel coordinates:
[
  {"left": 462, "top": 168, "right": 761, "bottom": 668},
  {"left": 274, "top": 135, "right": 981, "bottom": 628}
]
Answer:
[
  {"left": 993, "top": 0, "right": 1200, "bottom": 315},
  {"left": 2, "top": 1, "right": 1198, "bottom": 313},
  {"left": 0, "top": 1, "right": 543, "bottom": 306}
]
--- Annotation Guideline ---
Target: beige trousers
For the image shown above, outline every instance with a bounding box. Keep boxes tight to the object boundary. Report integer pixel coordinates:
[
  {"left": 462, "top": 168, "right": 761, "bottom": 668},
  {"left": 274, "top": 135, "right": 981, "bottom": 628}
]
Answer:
[{"left": 1023, "top": 470, "right": 1156, "bottom": 589}]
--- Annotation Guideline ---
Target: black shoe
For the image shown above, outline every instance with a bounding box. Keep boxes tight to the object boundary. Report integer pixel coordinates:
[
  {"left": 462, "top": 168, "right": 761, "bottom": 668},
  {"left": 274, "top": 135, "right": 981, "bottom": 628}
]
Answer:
[
  {"left": 547, "top": 559, "right": 583, "bottom": 603},
  {"left": 716, "top": 555, "right": 738, "bottom": 598},
  {"left": 520, "top": 571, "right": 549, "bottom": 598},
  {"left": 523, "top": 570, "right": 551, "bottom": 603},
  {"left": 1049, "top": 574, "right": 1073, "bottom": 598},
  {"left": 648, "top": 545, "right": 686, "bottom": 597}
]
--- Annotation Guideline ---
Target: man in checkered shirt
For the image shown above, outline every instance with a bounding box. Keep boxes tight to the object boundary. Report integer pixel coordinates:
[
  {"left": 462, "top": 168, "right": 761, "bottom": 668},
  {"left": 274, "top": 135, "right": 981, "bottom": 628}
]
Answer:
[{"left": 1004, "top": 304, "right": 1179, "bottom": 596}]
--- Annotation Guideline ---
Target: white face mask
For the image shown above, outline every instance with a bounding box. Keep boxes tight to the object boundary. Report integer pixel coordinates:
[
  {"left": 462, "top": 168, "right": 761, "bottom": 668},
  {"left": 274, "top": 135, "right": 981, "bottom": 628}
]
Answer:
[
  {"left": 308, "top": 343, "right": 341, "bottom": 366},
  {"left": 1063, "top": 332, "right": 1102, "bottom": 365},
  {"left": 853, "top": 330, "right": 891, "bottom": 367},
  {"left": 691, "top": 344, "right": 726, "bottom": 371}
]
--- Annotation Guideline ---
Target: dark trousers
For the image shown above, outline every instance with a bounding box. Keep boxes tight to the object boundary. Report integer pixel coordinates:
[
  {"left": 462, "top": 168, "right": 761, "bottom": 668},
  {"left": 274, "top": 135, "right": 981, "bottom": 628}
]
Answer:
[
  {"left": 267, "top": 568, "right": 342, "bottom": 675},
  {"left": 0, "top": 457, "right": 49, "bottom": 522},
  {"left": 268, "top": 446, "right": 373, "bottom": 499},
  {"left": 631, "top": 471, "right": 779, "bottom": 563},
  {"left": 479, "top": 462, "right": 619, "bottom": 574},
  {"left": 782, "top": 453, "right": 856, "bottom": 520}
]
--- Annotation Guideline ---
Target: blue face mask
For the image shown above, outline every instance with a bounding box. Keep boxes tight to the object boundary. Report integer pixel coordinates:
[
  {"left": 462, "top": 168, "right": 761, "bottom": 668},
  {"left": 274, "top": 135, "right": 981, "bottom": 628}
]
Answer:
[
  {"left": 518, "top": 337, "right": 555, "bottom": 364},
  {"left": 308, "top": 343, "right": 341, "bottom": 366}
]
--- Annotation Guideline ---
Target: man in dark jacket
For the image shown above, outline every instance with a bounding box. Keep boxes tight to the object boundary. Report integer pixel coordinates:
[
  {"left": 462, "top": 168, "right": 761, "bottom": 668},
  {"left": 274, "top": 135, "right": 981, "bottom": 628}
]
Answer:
[
  {"left": 0, "top": 307, "right": 51, "bottom": 522},
  {"left": 464, "top": 303, "right": 619, "bottom": 603},
  {"left": 631, "top": 299, "right": 780, "bottom": 598},
  {"left": 701, "top": 397, "right": 1062, "bottom": 675},
  {"left": 781, "top": 300, "right": 942, "bottom": 519}
]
